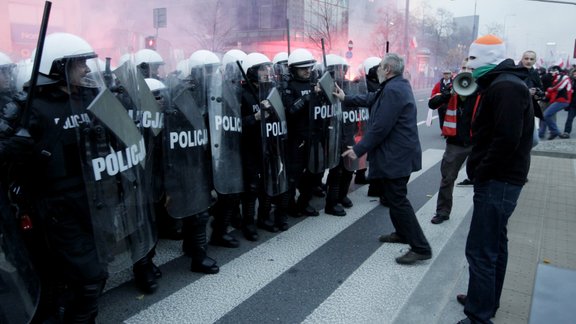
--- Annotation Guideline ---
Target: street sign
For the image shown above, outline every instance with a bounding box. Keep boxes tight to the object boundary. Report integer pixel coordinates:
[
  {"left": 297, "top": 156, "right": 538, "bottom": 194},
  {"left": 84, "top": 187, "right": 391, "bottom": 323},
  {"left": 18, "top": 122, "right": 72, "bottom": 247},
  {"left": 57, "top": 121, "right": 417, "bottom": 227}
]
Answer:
[
  {"left": 153, "top": 8, "right": 167, "bottom": 29},
  {"left": 345, "top": 51, "right": 352, "bottom": 59}
]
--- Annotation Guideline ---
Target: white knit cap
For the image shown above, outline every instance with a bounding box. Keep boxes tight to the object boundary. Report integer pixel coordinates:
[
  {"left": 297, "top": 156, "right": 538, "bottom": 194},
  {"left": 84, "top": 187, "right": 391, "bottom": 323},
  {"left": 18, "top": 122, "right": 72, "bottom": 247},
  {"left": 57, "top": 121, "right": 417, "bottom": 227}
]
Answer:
[{"left": 467, "top": 35, "right": 506, "bottom": 69}]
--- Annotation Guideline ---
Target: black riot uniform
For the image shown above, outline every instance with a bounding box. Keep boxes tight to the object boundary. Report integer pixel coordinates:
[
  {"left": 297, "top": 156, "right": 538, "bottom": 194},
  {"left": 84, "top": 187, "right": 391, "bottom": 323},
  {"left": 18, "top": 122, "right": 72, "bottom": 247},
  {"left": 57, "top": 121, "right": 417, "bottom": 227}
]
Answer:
[
  {"left": 26, "top": 84, "right": 108, "bottom": 323},
  {"left": 162, "top": 71, "right": 219, "bottom": 274},
  {"left": 282, "top": 67, "right": 324, "bottom": 217},
  {"left": 240, "top": 81, "right": 286, "bottom": 233}
]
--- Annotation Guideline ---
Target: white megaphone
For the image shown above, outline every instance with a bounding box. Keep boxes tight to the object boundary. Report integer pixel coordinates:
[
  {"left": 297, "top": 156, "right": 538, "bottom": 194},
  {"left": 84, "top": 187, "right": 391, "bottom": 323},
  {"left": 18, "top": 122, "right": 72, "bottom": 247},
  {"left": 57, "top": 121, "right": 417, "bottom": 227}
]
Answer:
[{"left": 453, "top": 71, "right": 478, "bottom": 96}]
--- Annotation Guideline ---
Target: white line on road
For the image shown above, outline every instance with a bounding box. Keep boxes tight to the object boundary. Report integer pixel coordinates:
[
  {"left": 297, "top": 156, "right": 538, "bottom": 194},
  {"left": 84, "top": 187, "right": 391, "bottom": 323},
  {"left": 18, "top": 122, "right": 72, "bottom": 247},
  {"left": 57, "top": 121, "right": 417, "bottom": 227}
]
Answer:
[{"left": 125, "top": 149, "right": 445, "bottom": 324}]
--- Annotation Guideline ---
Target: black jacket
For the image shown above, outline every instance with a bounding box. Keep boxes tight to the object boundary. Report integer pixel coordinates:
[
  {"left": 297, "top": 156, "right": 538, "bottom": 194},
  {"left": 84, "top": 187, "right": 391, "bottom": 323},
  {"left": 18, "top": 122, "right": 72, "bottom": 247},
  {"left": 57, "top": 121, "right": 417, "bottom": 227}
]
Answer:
[{"left": 467, "top": 59, "right": 534, "bottom": 185}]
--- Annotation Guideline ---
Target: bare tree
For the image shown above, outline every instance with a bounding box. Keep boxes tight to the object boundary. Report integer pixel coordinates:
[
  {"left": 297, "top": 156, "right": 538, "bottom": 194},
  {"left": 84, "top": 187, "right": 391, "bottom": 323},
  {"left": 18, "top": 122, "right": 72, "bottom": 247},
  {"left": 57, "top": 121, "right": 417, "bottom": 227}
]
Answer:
[
  {"left": 370, "top": 5, "right": 404, "bottom": 57},
  {"left": 304, "top": 1, "right": 347, "bottom": 53},
  {"left": 182, "top": 0, "right": 235, "bottom": 52}
]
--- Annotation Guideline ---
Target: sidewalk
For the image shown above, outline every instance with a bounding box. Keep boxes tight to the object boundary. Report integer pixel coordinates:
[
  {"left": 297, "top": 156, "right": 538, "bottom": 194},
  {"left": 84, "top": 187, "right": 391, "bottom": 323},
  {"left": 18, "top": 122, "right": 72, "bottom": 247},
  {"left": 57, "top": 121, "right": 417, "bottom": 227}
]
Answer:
[{"left": 494, "top": 137, "right": 576, "bottom": 323}]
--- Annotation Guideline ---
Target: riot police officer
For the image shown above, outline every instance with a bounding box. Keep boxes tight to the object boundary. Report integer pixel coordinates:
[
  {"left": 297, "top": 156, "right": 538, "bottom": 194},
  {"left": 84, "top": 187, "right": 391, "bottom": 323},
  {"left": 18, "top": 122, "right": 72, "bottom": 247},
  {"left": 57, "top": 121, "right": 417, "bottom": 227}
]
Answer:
[
  {"left": 186, "top": 50, "right": 244, "bottom": 249},
  {"left": 240, "top": 52, "right": 291, "bottom": 236},
  {"left": 135, "top": 48, "right": 165, "bottom": 80},
  {"left": 23, "top": 33, "right": 111, "bottom": 323},
  {"left": 281, "top": 49, "right": 324, "bottom": 217},
  {"left": 323, "top": 54, "right": 352, "bottom": 216}
]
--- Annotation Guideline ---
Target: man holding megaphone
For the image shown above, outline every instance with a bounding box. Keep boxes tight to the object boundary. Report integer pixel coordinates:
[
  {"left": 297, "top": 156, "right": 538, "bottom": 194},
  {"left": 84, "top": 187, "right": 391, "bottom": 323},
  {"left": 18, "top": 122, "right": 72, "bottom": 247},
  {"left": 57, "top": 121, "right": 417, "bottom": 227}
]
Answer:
[{"left": 428, "top": 58, "right": 478, "bottom": 225}]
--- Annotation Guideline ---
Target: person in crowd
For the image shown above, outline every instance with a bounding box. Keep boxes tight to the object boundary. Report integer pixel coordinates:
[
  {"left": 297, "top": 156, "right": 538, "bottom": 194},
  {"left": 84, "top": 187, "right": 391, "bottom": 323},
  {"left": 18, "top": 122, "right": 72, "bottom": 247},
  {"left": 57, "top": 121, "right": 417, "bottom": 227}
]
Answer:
[
  {"left": 456, "top": 35, "right": 534, "bottom": 324},
  {"left": 559, "top": 68, "right": 576, "bottom": 138},
  {"left": 430, "top": 69, "right": 453, "bottom": 130},
  {"left": 519, "top": 50, "right": 545, "bottom": 120},
  {"left": 23, "top": 33, "right": 112, "bottom": 323},
  {"left": 336, "top": 53, "right": 432, "bottom": 265},
  {"left": 539, "top": 65, "right": 572, "bottom": 140},
  {"left": 281, "top": 49, "right": 322, "bottom": 217},
  {"left": 429, "top": 58, "right": 478, "bottom": 225}
]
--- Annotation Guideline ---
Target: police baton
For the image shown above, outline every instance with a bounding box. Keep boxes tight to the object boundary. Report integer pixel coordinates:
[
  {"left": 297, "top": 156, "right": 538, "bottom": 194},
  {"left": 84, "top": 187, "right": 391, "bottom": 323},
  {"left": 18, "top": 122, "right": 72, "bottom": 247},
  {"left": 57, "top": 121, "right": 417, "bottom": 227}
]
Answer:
[{"left": 17, "top": 1, "right": 52, "bottom": 136}]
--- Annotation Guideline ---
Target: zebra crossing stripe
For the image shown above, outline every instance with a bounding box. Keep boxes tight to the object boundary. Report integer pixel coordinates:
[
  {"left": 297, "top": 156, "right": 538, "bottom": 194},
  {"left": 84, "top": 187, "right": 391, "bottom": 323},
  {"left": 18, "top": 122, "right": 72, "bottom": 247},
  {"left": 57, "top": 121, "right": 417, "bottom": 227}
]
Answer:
[
  {"left": 302, "top": 167, "right": 474, "bottom": 324},
  {"left": 125, "top": 149, "right": 446, "bottom": 324}
]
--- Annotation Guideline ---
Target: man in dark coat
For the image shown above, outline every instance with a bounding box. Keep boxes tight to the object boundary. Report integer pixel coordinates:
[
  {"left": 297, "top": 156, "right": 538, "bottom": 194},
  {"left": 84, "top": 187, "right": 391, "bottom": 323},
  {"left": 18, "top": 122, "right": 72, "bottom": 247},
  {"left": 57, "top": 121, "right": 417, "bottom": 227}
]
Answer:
[
  {"left": 456, "top": 35, "right": 534, "bottom": 324},
  {"left": 336, "top": 53, "right": 432, "bottom": 265}
]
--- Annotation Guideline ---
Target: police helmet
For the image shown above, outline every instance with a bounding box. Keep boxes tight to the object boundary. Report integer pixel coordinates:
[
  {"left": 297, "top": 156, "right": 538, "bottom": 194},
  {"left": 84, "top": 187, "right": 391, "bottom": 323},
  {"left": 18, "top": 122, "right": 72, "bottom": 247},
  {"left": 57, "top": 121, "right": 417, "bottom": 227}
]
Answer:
[
  {"left": 287, "top": 49, "right": 316, "bottom": 68},
  {"left": 189, "top": 50, "right": 220, "bottom": 68},
  {"left": 134, "top": 49, "right": 164, "bottom": 66},
  {"left": 34, "top": 33, "right": 97, "bottom": 82},
  {"left": 222, "top": 49, "right": 247, "bottom": 68},
  {"left": 273, "top": 52, "right": 288, "bottom": 65},
  {"left": 242, "top": 52, "right": 271, "bottom": 82},
  {"left": 362, "top": 57, "right": 381, "bottom": 75}
]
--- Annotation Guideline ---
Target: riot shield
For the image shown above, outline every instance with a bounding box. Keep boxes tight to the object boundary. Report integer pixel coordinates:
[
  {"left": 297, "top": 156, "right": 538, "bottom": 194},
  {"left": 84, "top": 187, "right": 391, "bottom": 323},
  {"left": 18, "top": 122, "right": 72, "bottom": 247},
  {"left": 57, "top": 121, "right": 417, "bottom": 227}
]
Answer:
[
  {"left": 68, "top": 56, "right": 155, "bottom": 273},
  {"left": 308, "top": 71, "right": 342, "bottom": 174},
  {"left": 260, "top": 77, "right": 288, "bottom": 196},
  {"left": 113, "top": 59, "right": 164, "bottom": 208},
  {"left": 342, "top": 77, "right": 368, "bottom": 172},
  {"left": 208, "top": 64, "right": 243, "bottom": 194},
  {"left": 162, "top": 81, "right": 213, "bottom": 218},
  {"left": 113, "top": 60, "right": 164, "bottom": 137},
  {"left": 0, "top": 192, "right": 40, "bottom": 324},
  {"left": 80, "top": 87, "right": 156, "bottom": 273}
]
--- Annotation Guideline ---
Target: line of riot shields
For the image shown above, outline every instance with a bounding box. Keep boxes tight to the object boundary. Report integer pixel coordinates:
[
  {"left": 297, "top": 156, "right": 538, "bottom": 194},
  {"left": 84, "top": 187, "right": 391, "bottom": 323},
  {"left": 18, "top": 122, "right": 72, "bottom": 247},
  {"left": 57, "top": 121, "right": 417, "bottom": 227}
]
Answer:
[{"left": 1, "top": 41, "right": 374, "bottom": 323}]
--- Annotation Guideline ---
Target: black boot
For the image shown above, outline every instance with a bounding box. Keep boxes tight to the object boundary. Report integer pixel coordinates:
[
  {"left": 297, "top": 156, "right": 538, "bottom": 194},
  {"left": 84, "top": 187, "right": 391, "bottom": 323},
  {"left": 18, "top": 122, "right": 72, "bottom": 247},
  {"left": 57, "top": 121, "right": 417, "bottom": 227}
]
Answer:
[
  {"left": 133, "top": 255, "right": 158, "bottom": 294},
  {"left": 241, "top": 193, "right": 259, "bottom": 241},
  {"left": 256, "top": 194, "right": 278, "bottom": 233},
  {"left": 275, "top": 192, "right": 290, "bottom": 231},
  {"left": 210, "top": 195, "right": 240, "bottom": 248},
  {"left": 325, "top": 166, "right": 346, "bottom": 216},
  {"left": 183, "top": 213, "right": 220, "bottom": 274},
  {"left": 63, "top": 280, "right": 105, "bottom": 324}
]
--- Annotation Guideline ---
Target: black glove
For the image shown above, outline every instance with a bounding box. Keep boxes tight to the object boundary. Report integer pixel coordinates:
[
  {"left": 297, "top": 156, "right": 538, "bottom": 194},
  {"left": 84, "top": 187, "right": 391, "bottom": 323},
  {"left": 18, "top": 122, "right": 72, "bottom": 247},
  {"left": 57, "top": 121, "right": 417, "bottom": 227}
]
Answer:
[{"left": 290, "top": 94, "right": 310, "bottom": 113}]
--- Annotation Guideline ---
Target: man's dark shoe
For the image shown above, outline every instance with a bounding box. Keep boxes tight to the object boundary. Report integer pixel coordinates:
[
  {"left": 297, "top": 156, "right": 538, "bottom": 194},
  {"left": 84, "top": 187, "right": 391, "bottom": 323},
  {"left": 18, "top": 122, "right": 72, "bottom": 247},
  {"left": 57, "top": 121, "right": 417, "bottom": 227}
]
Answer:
[
  {"left": 325, "top": 204, "right": 346, "bottom": 216},
  {"left": 456, "top": 294, "right": 467, "bottom": 306},
  {"left": 548, "top": 133, "right": 559, "bottom": 140},
  {"left": 379, "top": 232, "right": 408, "bottom": 244},
  {"left": 559, "top": 132, "right": 570, "bottom": 139},
  {"left": 395, "top": 250, "right": 432, "bottom": 265},
  {"left": 431, "top": 214, "right": 449, "bottom": 224},
  {"left": 340, "top": 196, "right": 353, "bottom": 208},
  {"left": 456, "top": 179, "right": 473, "bottom": 186}
]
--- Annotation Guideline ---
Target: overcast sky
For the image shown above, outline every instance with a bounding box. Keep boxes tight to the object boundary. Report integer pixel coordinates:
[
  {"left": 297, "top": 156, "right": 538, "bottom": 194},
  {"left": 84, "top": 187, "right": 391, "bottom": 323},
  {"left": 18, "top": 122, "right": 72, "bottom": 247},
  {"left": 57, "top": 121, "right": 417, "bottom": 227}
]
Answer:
[{"left": 412, "top": 0, "right": 575, "bottom": 65}]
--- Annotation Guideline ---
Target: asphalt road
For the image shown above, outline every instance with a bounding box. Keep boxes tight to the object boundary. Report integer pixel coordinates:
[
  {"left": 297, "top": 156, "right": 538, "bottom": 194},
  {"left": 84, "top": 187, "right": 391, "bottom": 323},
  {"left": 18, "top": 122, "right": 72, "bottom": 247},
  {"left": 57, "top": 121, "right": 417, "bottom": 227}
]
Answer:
[{"left": 98, "top": 87, "right": 460, "bottom": 324}]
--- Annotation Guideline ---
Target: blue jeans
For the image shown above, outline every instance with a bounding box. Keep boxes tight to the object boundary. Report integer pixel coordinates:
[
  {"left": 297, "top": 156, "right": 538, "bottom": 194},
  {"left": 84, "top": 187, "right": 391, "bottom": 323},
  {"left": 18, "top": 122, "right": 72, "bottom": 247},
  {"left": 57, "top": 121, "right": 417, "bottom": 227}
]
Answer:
[
  {"left": 542, "top": 102, "right": 569, "bottom": 136},
  {"left": 464, "top": 180, "right": 523, "bottom": 324}
]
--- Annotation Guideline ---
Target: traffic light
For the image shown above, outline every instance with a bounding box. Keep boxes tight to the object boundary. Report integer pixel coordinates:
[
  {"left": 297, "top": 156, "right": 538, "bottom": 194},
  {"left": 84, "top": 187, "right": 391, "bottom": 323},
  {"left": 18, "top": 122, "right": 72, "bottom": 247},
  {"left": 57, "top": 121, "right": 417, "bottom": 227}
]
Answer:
[{"left": 145, "top": 36, "right": 157, "bottom": 50}]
